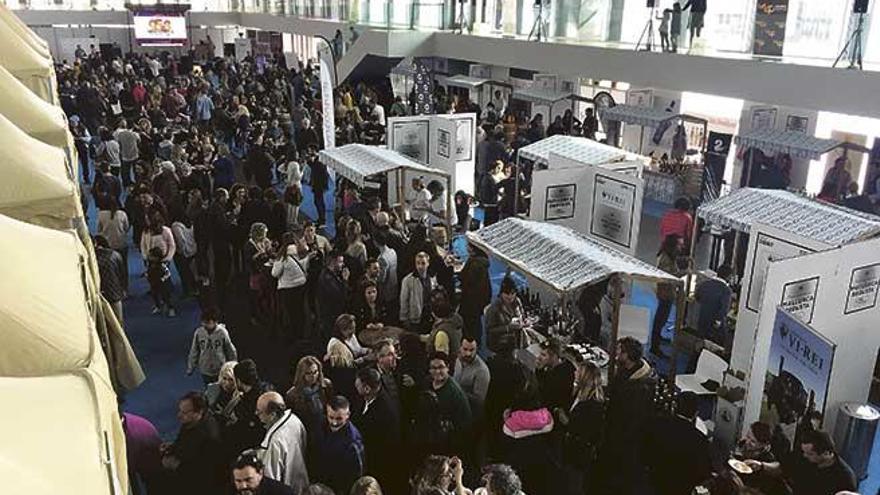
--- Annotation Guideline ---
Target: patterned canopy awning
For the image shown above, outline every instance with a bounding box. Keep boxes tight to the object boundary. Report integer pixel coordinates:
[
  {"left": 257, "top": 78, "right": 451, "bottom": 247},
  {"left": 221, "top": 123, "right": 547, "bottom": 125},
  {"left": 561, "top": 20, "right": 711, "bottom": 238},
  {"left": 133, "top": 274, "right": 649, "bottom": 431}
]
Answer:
[
  {"left": 734, "top": 128, "right": 844, "bottom": 160},
  {"left": 444, "top": 75, "right": 491, "bottom": 89},
  {"left": 599, "top": 104, "right": 678, "bottom": 128},
  {"left": 319, "top": 144, "right": 448, "bottom": 188},
  {"left": 511, "top": 86, "right": 574, "bottom": 105},
  {"left": 517, "top": 134, "right": 628, "bottom": 167},
  {"left": 697, "top": 188, "right": 880, "bottom": 245},
  {"left": 467, "top": 218, "right": 678, "bottom": 293}
]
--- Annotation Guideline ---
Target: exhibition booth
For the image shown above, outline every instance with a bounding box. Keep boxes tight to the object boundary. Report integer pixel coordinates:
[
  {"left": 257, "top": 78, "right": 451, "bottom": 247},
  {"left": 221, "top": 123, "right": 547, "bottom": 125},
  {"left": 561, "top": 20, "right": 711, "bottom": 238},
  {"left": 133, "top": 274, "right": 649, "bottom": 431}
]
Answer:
[
  {"left": 318, "top": 143, "right": 454, "bottom": 228},
  {"left": 467, "top": 217, "right": 683, "bottom": 376},
  {"left": 510, "top": 86, "right": 592, "bottom": 123},
  {"left": 684, "top": 187, "right": 880, "bottom": 453},
  {"left": 601, "top": 104, "right": 709, "bottom": 204},
  {"left": 439, "top": 75, "right": 512, "bottom": 111},
  {"left": 514, "top": 135, "right": 648, "bottom": 254},
  {"left": 734, "top": 127, "right": 871, "bottom": 188},
  {"left": 385, "top": 112, "right": 478, "bottom": 195}
]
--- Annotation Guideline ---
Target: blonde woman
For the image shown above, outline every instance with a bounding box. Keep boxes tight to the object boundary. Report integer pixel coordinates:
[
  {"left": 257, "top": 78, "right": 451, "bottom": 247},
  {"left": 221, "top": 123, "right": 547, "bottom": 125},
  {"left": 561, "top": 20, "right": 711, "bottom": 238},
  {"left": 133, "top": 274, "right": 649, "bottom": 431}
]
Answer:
[
  {"left": 349, "top": 476, "right": 383, "bottom": 495},
  {"left": 205, "top": 361, "right": 242, "bottom": 427},
  {"left": 557, "top": 361, "right": 605, "bottom": 492},
  {"left": 324, "top": 339, "right": 357, "bottom": 402},
  {"left": 285, "top": 356, "right": 334, "bottom": 440}
]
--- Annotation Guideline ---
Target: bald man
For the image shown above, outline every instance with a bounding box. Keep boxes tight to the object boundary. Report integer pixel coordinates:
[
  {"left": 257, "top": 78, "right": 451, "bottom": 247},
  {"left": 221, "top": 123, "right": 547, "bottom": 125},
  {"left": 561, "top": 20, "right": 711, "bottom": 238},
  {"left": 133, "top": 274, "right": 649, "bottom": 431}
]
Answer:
[{"left": 255, "top": 392, "right": 310, "bottom": 494}]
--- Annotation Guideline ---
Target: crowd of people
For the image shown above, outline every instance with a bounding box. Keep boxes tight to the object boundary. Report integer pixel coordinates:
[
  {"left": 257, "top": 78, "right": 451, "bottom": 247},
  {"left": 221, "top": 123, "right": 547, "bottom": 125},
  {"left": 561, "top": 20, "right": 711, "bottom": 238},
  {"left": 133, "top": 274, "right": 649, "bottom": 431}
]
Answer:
[{"left": 69, "top": 43, "right": 862, "bottom": 495}]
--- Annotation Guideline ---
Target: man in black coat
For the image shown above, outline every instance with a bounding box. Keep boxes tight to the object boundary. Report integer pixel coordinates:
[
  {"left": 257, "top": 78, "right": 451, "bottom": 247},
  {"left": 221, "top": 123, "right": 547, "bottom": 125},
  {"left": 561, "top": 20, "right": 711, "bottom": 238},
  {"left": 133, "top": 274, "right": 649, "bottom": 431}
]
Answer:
[
  {"left": 599, "top": 337, "right": 658, "bottom": 494},
  {"left": 316, "top": 251, "right": 350, "bottom": 340},
  {"left": 231, "top": 451, "right": 295, "bottom": 495},
  {"left": 160, "top": 392, "right": 224, "bottom": 495},
  {"left": 643, "top": 392, "right": 712, "bottom": 495},
  {"left": 352, "top": 367, "right": 403, "bottom": 493}
]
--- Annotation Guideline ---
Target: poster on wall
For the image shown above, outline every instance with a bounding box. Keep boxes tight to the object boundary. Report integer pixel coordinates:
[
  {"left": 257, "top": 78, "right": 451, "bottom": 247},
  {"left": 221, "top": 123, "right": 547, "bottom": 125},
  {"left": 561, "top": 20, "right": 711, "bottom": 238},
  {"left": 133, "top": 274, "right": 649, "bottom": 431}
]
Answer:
[
  {"left": 845, "top": 263, "right": 880, "bottom": 314},
  {"left": 545, "top": 184, "right": 577, "bottom": 221},
  {"left": 533, "top": 74, "right": 558, "bottom": 92},
  {"left": 750, "top": 106, "right": 778, "bottom": 131},
  {"left": 389, "top": 119, "right": 430, "bottom": 164},
  {"left": 762, "top": 307, "right": 835, "bottom": 431},
  {"left": 745, "top": 227, "right": 826, "bottom": 313},
  {"left": 753, "top": 0, "right": 790, "bottom": 57},
  {"left": 780, "top": 276, "right": 820, "bottom": 324},
  {"left": 315, "top": 37, "right": 336, "bottom": 149},
  {"left": 590, "top": 173, "right": 637, "bottom": 250}
]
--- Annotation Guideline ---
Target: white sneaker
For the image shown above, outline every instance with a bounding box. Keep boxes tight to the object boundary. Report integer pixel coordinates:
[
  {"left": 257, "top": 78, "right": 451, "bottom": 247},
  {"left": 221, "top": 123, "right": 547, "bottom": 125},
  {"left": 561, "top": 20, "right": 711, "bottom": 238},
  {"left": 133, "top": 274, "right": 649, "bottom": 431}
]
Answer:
[
  {"left": 167, "top": 308, "right": 177, "bottom": 317},
  {"left": 151, "top": 306, "right": 161, "bottom": 315}
]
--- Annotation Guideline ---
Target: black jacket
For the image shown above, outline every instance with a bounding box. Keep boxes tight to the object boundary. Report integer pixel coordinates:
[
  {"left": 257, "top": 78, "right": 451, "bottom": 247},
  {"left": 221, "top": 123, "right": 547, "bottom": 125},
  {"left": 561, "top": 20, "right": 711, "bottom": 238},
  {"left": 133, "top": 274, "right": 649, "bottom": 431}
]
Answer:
[
  {"left": 643, "top": 415, "right": 712, "bottom": 495},
  {"left": 169, "top": 415, "right": 224, "bottom": 494},
  {"left": 352, "top": 389, "right": 402, "bottom": 477},
  {"left": 255, "top": 476, "right": 296, "bottom": 495},
  {"left": 604, "top": 360, "right": 657, "bottom": 460}
]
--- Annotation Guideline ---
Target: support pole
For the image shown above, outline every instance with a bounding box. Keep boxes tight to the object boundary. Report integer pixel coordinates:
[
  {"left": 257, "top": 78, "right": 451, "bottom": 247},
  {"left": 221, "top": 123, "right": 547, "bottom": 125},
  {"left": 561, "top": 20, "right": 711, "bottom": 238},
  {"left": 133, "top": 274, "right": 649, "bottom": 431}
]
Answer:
[
  {"left": 608, "top": 275, "right": 623, "bottom": 379},
  {"left": 446, "top": 175, "right": 454, "bottom": 238},
  {"left": 396, "top": 168, "right": 405, "bottom": 216},
  {"left": 670, "top": 281, "right": 687, "bottom": 382}
]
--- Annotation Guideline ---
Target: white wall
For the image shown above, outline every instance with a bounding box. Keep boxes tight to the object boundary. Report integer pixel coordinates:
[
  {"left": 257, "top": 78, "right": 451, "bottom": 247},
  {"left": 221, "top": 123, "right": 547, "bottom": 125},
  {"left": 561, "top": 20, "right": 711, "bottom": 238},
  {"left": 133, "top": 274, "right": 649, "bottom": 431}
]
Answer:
[{"left": 744, "top": 237, "right": 880, "bottom": 431}]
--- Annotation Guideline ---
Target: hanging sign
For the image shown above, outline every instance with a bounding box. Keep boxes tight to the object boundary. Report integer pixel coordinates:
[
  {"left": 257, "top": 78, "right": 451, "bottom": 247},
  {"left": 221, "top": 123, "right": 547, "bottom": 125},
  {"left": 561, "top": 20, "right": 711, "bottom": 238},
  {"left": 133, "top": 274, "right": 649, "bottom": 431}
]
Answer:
[{"left": 753, "top": 0, "right": 790, "bottom": 57}]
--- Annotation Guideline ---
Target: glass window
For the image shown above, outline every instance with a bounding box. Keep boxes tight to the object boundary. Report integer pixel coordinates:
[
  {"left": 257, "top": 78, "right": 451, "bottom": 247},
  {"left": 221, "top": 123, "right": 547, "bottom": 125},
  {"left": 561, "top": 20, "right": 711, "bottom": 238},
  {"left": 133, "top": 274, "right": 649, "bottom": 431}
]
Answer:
[
  {"left": 783, "top": 0, "right": 850, "bottom": 60},
  {"left": 701, "top": 0, "right": 754, "bottom": 52}
]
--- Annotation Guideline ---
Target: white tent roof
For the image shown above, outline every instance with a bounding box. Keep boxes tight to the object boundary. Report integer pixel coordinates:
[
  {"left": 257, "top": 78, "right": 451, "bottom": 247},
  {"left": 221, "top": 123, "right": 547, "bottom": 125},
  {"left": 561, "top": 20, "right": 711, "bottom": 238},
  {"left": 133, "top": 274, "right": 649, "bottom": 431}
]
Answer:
[
  {"left": 599, "top": 104, "right": 678, "bottom": 127},
  {"left": 0, "top": 5, "right": 50, "bottom": 60},
  {"left": 518, "top": 134, "right": 628, "bottom": 167},
  {"left": 0, "top": 12, "right": 56, "bottom": 103},
  {"left": 511, "top": 86, "right": 573, "bottom": 105},
  {"left": 735, "top": 128, "right": 845, "bottom": 160},
  {"left": 0, "top": 215, "right": 95, "bottom": 376},
  {"left": 319, "top": 144, "right": 449, "bottom": 188},
  {"left": 467, "top": 217, "right": 678, "bottom": 293},
  {"left": 0, "top": 64, "right": 74, "bottom": 177},
  {"left": 0, "top": 372, "right": 125, "bottom": 495},
  {"left": 697, "top": 188, "right": 880, "bottom": 245},
  {"left": 445, "top": 75, "right": 491, "bottom": 89},
  {"left": 0, "top": 112, "right": 78, "bottom": 229}
]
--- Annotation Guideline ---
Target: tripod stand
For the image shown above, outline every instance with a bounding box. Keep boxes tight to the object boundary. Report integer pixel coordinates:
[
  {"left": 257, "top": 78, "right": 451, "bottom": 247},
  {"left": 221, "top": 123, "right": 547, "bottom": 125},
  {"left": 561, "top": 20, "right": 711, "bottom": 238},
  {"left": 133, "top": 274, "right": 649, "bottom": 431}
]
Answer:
[
  {"left": 636, "top": 6, "right": 657, "bottom": 51},
  {"left": 834, "top": 13, "right": 865, "bottom": 70},
  {"left": 528, "top": 0, "right": 548, "bottom": 42}
]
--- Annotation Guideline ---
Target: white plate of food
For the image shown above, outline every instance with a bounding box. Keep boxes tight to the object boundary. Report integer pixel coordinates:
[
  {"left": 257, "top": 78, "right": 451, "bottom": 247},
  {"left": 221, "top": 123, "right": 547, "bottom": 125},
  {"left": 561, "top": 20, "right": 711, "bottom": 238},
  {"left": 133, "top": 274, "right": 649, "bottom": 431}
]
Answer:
[{"left": 727, "top": 459, "right": 753, "bottom": 475}]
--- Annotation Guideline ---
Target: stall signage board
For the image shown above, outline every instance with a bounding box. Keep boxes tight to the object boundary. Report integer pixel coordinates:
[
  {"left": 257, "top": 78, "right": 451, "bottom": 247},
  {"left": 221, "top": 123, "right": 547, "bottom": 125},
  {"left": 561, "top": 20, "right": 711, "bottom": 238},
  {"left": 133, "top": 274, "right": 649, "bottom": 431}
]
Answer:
[
  {"left": 590, "top": 173, "right": 638, "bottom": 251},
  {"left": 438, "top": 113, "right": 476, "bottom": 163},
  {"left": 764, "top": 307, "right": 835, "bottom": 427},
  {"left": 545, "top": 184, "right": 577, "bottom": 221},
  {"left": 780, "top": 276, "right": 820, "bottom": 324},
  {"left": 845, "top": 263, "right": 880, "bottom": 314},
  {"left": 428, "top": 116, "right": 458, "bottom": 180},
  {"left": 744, "top": 226, "right": 829, "bottom": 314},
  {"left": 388, "top": 116, "right": 431, "bottom": 164}
]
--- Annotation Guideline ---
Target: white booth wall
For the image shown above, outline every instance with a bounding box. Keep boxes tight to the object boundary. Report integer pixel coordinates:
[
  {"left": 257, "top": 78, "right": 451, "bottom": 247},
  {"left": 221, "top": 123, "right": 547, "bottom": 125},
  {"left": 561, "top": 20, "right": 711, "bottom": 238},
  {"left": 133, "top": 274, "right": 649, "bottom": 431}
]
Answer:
[{"left": 743, "top": 236, "right": 880, "bottom": 431}]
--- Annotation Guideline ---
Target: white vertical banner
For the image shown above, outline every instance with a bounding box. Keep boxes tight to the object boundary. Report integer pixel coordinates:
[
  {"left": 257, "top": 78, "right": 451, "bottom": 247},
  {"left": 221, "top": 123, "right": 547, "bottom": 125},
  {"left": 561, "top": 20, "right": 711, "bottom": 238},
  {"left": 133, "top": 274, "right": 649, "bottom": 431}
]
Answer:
[{"left": 316, "top": 36, "right": 337, "bottom": 150}]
